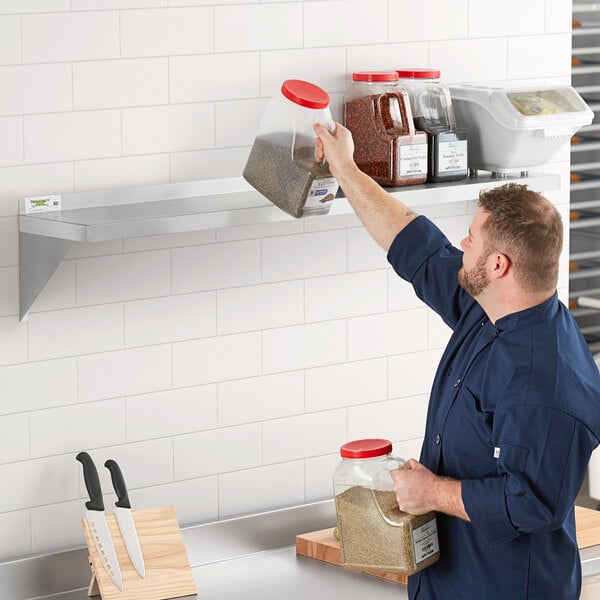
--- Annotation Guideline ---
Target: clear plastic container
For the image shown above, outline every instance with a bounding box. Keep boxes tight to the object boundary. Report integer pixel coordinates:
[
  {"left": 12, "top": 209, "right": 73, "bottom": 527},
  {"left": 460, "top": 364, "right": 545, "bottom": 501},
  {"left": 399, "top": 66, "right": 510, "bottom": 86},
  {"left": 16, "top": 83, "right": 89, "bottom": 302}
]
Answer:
[
  {"left": 396, "top": 68, "right": 469, "bottom": 183},
  {"left": 332, "top": 438, "right": 440, "bottom": 576},
  {"left": 343, "top": 72, "right": 428, "bottom": 187},
  {"left": 243, "top": 79, "right": 339, "bottom": 218}
]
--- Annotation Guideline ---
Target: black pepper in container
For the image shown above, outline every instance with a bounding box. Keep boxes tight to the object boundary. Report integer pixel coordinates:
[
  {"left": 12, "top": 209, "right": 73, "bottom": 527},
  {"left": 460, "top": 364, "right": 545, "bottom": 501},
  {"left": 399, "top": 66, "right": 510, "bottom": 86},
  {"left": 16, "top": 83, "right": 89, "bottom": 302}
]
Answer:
[
  {"left": 396, "top": 68, "right": 469, "bottom": 183},
  {"left": 343, "top": 72, "right": 428, "bottom": 187},
  {"left": 243, "top": 79, "right": 339, "bottom": 218},
  {"left": 333, "top": 438, "right": 440, "bottom": 576}
]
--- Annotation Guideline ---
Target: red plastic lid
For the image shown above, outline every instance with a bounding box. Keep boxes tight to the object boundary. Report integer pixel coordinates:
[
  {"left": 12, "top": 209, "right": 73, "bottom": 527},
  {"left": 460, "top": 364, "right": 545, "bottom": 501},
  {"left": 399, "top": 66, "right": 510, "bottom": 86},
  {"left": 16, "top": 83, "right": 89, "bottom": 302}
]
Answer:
[
  {"left": 340, "top": 438, "right": 393, "bottom": 459},
  {"left": 396, "top": 68, "right": 441, "bottom": 79},
  {"left": 281, "top": 79, "right": 330, "bottom": 109},
  {"left": 352, "top": 71, "right": 398, "bottom": 82}
]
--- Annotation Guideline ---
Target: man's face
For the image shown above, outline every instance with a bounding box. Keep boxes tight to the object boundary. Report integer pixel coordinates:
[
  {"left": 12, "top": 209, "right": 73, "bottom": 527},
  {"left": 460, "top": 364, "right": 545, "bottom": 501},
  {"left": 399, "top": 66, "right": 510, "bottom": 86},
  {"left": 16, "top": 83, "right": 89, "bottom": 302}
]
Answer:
[{"left": 458, "top": 209, "right": 491, "bottom": 298}]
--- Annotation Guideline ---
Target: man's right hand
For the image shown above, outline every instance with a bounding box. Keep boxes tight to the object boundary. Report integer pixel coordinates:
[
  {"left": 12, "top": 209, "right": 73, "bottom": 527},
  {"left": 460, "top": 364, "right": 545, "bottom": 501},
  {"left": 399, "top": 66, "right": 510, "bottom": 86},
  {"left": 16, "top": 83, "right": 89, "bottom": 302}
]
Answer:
[
  {"left": 313, "top": 122, "right": 358, "bottom": 181},
  {"left": 313, "top": 121, "right": 417, "bottom": 252}
]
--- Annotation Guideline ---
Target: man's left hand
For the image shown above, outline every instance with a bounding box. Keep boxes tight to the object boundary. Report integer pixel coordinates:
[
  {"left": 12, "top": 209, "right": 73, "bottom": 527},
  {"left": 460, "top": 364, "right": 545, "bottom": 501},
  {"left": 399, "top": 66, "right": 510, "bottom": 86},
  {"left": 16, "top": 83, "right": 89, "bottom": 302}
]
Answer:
[
  {"left": 391, "top": 458, "right": 439, "bottom": 515},
  {"left": 390, "top": 459, "right": 470, "bottom": 521}
]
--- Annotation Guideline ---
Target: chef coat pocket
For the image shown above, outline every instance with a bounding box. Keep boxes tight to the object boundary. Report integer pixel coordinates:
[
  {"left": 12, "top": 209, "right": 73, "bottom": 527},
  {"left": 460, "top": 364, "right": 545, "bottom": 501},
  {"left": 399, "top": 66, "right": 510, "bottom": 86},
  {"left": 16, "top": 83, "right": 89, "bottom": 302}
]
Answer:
[
  {"left": 496, "top": 443, "right": 529, "bottom": 475},
  {"left": 443, "top": 386, "right": 496, "bottom": 478}
]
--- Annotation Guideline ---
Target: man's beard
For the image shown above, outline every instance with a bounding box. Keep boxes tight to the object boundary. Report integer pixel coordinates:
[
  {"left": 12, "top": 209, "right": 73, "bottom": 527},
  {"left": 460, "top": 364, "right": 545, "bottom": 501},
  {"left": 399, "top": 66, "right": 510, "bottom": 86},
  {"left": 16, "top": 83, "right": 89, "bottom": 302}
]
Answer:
[{"left": 458, "top": 252, "right": 490, "bottom": 297}]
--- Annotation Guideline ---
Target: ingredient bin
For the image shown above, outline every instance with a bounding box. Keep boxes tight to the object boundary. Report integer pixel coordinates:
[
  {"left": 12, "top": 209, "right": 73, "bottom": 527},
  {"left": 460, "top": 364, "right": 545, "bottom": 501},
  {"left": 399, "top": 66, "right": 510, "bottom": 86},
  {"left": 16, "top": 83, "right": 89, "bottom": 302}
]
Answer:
[
  {"left": 396, "top": 68, "right": 468, "bottom": 183},
  {"left": 244, "top": 79, "right": 339, "bottom": 218},
  {"left": 333, "top": 438, "right": 440, "bottom": 576},
  {"left": 343, "top": 71, "right": 428, "bottom": 187},
  {"left": 449, "top": 83, "right": 593, "bottom": 174}
]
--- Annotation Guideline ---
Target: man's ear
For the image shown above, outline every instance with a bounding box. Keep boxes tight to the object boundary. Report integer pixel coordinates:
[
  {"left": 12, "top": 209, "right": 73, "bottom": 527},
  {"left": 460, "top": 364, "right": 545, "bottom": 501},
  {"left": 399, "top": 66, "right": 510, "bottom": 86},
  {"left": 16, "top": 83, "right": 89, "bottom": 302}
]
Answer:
[{"left": 490, "top": 252, "right": 511, "bottom": 279}]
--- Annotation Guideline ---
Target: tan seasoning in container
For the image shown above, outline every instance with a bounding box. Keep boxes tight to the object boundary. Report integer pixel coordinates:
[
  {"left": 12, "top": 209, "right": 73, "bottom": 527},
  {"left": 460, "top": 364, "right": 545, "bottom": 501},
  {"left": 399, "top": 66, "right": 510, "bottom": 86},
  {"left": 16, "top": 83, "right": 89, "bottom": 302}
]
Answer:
[{"left": 333, "top": 439, "right": 440, "bottom": 576}]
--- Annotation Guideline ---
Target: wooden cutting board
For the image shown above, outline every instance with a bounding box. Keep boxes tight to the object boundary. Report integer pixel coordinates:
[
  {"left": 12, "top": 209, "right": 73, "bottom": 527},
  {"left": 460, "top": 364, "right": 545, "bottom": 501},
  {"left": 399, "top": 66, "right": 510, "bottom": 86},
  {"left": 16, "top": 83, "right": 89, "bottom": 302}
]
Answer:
[{"left": 296, "top": 505, "right": 600, "bottom": 585}]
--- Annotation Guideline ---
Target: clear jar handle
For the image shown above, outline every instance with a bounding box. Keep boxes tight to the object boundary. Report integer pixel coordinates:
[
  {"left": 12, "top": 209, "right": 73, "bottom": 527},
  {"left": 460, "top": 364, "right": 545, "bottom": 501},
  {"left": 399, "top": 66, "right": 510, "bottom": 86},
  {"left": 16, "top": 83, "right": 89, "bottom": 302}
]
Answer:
[
  {"left": 374, "top": 455, "right": 406, "bottom": 490},
  {"left": 313, "top": 118, "right": 336, "bottom": 165}
]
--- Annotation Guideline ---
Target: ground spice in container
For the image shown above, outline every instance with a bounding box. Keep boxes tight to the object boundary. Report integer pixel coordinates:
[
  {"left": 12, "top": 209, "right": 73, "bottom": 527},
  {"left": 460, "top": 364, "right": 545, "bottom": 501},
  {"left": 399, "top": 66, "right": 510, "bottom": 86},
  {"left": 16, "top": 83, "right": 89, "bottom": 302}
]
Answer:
[
  {"left": 414, "top": 116, "right": 469, "bottom": 183},
  {"left": 335, "top": 485, "right": 440, "bottom": 575},
  {"left": 343, "top": 93, "right": 428, "bottom": 187},
  {"left": 243, "top": 132, "right": 337, "bottom": 219},
  {"left": 396, "top": 69, "right": 468, "bottom": 184}
]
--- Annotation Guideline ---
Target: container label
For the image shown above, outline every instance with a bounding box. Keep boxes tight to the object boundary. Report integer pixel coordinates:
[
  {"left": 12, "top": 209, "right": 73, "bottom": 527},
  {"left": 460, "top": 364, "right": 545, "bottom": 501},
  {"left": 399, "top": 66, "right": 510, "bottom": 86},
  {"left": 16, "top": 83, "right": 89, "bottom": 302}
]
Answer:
[
  {"left": 412, "top": 517, "right": 439, "bottom": 564},
  {"left": 399, "top": 144, "right": 428, "bottom": 177},
  {"left": 304, "top": 176, "right": 338, "bottom": 214},
  {"left": 23, "top": 195, "right": 62, "bottom": 213},
  {"left": 438, "top": 140, "right": 468, "bottom": 173}
]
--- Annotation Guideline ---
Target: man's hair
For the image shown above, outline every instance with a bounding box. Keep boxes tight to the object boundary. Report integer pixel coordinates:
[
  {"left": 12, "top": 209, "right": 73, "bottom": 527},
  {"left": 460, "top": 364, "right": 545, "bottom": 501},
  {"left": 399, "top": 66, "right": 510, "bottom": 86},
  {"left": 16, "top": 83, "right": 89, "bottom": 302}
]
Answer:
[{"left": 477, "top": 183, "right": 563, "bottom": 293}]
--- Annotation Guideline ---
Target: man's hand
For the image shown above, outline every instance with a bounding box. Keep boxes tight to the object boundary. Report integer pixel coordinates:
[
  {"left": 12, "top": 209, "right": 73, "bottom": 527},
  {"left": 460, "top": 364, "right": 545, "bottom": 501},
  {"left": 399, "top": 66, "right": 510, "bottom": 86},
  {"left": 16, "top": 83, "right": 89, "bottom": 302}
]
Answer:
[
  {"left": 313, "top": 122, "right": 358, "bottom": 181},
  {"left": 312, "top": 121, "right": 417, "bottom": 252},
  {"left": 391, "top": 459, "right": 470, "bottom": 521}
]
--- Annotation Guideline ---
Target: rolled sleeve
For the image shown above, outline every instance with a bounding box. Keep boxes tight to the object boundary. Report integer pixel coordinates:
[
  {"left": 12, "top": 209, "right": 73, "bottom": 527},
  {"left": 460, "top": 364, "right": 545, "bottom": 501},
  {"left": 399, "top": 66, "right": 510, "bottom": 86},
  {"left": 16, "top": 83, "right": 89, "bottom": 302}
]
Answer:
[
  {"left": 462, "top": 477, "right": 519, "bottom": 546},
  {"left": 462, "top": 405, "right": 597, "bottom": 547},
  {"left": 386, "top": 215, "right": 469, "bottom": 329},
  {"left": 386, "top": 215, "right": 452, "bottom": 282}
]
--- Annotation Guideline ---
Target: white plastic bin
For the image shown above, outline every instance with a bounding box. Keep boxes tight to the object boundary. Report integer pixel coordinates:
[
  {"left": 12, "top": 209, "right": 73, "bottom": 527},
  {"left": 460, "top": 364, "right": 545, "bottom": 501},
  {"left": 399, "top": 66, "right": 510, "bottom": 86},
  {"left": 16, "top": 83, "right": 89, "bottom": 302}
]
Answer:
[{"left": 449, "top": 83, "right": 593, "bottom": 174}]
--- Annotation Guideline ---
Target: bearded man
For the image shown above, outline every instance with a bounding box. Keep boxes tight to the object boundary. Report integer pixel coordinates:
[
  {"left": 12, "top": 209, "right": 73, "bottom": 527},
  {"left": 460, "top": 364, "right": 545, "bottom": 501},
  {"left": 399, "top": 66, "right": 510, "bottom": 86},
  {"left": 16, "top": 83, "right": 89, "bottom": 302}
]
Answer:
[{"left": 314, "top": 122, "right": 600, "bottom": 600}]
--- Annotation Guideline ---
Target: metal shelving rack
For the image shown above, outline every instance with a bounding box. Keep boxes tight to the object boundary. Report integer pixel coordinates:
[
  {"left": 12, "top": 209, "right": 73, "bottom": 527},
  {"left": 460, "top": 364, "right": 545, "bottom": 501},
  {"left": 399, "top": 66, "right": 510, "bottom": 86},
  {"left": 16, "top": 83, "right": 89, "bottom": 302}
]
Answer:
[{"left": 571, "top": 4, "right": 600, "bottom": 361}]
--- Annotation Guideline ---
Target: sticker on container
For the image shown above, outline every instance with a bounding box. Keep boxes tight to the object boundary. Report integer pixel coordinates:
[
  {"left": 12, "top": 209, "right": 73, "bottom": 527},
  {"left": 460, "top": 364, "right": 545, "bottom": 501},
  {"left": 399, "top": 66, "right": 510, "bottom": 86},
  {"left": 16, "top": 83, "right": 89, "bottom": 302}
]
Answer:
[
  {"left": 304, "top": 176, "right": 339, "bottom": 215},
  {"left": 23, "top": 195, "right": 62, "bottom": 213},
  {"left": 438, "top": 140, "right": 468, "bottom": 173},
  {"left": 399, "top": 144, "right": 428, "bottom": 177},
  {"left": 412, "top": 517, "right": 439, "bottom": 564}
]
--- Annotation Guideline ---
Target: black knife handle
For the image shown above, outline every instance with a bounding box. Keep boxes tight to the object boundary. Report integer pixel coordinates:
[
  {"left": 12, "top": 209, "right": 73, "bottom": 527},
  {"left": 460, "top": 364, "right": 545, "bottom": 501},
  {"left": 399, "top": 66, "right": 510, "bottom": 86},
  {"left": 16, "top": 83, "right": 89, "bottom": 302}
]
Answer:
[
  {"left": 104, "top": 459, "right": 131, "bottom": 509},
  {"left": 76, "top": 452, "right": 104, "bottom": 512}
]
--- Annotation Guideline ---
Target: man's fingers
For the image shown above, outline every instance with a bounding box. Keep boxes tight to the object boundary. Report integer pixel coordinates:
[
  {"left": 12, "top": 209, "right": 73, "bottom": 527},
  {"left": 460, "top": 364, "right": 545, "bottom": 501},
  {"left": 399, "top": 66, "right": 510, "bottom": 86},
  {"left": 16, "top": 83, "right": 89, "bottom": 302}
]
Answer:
[{"left": 313, "top": 122, "right": 334, "bottom": 139}]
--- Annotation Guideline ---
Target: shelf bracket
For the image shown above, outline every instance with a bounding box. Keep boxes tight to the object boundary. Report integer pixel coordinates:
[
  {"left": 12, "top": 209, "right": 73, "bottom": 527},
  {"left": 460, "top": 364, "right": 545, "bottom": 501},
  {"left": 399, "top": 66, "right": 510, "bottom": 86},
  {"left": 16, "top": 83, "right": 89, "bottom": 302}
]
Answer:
[{"left": 19, "top": 232, "right": 73, "bottom": 321}]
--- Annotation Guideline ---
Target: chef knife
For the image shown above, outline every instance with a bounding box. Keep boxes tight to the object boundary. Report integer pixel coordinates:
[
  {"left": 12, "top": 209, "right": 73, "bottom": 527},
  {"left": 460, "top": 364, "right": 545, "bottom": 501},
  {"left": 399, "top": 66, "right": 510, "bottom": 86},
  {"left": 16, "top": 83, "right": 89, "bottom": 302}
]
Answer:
[
  {"left": 105, "top": 459, "right": 146, "bottom": 579},
  {"left": 76, "top": 452, "right": 123, "bottom": 592}
]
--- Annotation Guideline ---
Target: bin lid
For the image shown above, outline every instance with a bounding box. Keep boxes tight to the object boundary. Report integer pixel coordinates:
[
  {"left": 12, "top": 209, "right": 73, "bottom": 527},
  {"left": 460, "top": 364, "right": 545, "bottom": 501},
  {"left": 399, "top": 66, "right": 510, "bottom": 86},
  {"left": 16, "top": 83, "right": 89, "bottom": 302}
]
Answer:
[
  {"left": 340, "top": 438, "right": 393, "bottom": 459},
  {"left": 281, "top": 79, "right": 330, "bottom": 109},
  {"left": 449, "top": 83, "right": 594, "bottom": 130}
]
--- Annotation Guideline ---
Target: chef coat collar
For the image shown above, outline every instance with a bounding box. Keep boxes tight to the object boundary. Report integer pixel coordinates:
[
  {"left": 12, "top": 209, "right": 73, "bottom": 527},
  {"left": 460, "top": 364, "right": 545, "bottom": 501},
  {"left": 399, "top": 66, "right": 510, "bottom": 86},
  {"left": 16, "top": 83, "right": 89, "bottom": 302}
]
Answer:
[{"left": 490, "top": 292, "right": 559, "bottom": 333}]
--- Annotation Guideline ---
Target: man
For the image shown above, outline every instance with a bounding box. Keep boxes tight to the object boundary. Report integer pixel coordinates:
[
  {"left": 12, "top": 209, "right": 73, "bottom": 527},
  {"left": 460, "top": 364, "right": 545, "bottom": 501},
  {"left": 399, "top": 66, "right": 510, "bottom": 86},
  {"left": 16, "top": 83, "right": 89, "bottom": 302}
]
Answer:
[{"left": 314, "top": 122, "right": 600, "bottom": 599}]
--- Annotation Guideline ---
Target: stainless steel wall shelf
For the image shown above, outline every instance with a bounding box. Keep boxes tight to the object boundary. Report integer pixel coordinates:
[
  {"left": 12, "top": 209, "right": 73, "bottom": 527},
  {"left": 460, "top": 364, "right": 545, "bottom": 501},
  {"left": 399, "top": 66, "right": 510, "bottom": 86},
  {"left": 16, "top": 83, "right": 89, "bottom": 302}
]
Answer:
[{"left": 18, "top": 172, "right": 560, "bottom": 321}]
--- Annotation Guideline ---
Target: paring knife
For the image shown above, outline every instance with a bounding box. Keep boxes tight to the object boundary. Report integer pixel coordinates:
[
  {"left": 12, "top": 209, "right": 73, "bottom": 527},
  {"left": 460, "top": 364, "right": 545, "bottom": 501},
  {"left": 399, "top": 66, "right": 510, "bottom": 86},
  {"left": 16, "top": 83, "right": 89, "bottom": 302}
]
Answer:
[
  {"left": 76, "top": 452, "right": 124, "bottom": 592},
  {"left": 105, "top": 459, "right": 146, "bottom": 579}
]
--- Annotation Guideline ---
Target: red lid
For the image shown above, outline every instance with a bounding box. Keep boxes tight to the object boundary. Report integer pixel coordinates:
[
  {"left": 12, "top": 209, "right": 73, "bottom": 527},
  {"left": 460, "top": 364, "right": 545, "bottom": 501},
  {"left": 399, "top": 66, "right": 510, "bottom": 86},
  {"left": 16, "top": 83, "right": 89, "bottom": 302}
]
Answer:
[
  {"left": 352, "top": 71, "right": 398, "bottom": 82},
  {"left": 281, "top": 79, "right": 330, "bottom": 109},
  {"left": 340, "top": 438, "right": 393, "bottom": 459},
  {"left": 396, "top": 68, "right": 441, "bottom": 79}
]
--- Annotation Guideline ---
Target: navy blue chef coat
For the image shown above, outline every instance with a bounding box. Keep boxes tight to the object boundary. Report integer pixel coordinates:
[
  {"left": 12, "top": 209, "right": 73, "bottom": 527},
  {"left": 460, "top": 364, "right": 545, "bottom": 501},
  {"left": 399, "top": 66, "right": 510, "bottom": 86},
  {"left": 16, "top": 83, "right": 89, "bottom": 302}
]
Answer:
[{"left": 387, "top": 216, "right": 600, "bottom": 600}]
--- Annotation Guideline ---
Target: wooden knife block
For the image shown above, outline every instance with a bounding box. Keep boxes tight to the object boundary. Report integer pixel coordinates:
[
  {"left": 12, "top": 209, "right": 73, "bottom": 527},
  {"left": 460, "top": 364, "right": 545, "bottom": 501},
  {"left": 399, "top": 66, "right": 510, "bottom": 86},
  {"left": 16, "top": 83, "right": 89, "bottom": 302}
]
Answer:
[{"left": 82, "top": 505, "right": 197, "bottom": 600}]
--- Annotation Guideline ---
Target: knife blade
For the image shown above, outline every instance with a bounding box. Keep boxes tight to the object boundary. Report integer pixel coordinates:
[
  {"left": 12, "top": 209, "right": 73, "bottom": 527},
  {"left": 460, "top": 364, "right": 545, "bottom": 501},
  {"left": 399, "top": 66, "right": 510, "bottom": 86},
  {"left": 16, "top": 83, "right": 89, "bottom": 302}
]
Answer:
[
  {"left": 105, "top": 459, "right": 146, "bottom": 579},
  {"left": 76, "top": 452, "right": 123, "bottom": 592}
]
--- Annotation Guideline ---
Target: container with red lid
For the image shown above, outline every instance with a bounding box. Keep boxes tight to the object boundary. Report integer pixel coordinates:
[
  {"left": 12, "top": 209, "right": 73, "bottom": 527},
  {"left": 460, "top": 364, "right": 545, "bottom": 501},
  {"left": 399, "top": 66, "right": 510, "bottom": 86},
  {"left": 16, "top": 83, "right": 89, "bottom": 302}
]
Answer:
[
  {"left": 243, "top": 79, "right": 339, "bottom": 218},
  {"left": 332, "top": 438, "right": 440, "bottom": 575},
  {"left": 343, "top": 71, "right": 428, "bottom": 187},
  {"left": 396, "top": 68, "right": 469, "bottom": 183}
]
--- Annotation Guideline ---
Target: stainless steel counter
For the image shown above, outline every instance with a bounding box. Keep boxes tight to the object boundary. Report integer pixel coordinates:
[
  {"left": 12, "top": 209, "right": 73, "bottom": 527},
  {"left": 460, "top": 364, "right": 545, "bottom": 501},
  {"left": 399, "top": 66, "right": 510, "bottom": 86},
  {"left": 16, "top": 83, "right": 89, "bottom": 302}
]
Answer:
[{"left": 2, "top": 499, "right": 600, "bottom": 600}]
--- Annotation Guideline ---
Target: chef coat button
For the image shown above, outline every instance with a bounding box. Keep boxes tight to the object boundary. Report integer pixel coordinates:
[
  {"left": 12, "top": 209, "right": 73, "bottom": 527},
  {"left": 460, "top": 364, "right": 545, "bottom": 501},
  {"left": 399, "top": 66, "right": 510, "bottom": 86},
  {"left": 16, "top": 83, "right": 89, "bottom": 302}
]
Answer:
[
  {"left": 481, "top": 321, "right": 485, "bottom": 327},
  {"left": 454, "top": 378, "right": 461, "bottom": 387},
  {"left": 435, "top": 435, "right": 441, "bottom": 445}
]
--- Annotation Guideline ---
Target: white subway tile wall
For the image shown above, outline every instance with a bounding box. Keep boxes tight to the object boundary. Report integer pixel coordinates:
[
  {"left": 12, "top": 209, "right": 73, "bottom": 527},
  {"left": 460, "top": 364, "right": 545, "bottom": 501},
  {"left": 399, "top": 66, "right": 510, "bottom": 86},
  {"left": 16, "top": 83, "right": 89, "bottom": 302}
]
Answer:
[
  {"left": 0, "top": 267, "right": 18, "bottom": 317},
  {"left": 0, "top": 1, "right": 572, "bottom": 561}
]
